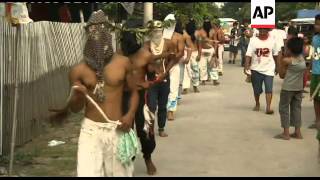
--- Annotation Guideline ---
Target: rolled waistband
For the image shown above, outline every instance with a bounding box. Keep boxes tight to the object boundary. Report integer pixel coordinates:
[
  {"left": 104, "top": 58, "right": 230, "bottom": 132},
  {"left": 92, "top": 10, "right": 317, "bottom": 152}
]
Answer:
[
  {"left": 191, "top": 51, "right": 199, "bottom": 55},
  {"left": 82, "top": 117, "right": 119, "bottom": 129},
  {"left": 201, "top": 48, "right": 214, "bottom": 52}
]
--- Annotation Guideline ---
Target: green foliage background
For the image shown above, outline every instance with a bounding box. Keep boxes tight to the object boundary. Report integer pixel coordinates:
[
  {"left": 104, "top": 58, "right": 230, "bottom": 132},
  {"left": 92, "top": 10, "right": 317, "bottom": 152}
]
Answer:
[{"left": 102, "top": 2, "right": 318, "bottom": 24}]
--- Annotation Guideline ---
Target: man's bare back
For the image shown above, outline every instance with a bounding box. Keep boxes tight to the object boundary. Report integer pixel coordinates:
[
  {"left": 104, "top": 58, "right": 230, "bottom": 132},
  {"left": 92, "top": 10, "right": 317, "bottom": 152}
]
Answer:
[
  {"left": 196, "top": 29, "right": 213, "bottom": 49},
  {"left": 216, "top": 28, "right": 225, "bottom": 44},
  {"left": 196, "top": 28, "right": 208, "bottom": 39},
  {"left": 183, "top": 30, "right": 197, "bottom": 51},
  {"left": 171, "top": 32, "right": 185, "bottom": 61}
]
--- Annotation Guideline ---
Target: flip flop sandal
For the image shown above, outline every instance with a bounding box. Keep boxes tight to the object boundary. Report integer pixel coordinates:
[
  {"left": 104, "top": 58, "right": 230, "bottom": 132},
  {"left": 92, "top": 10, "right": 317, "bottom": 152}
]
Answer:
[
  {"left": 289, "top": 133, "right": 303, "bottom": 139},
  {"left": 274, "top": 134, "right": 290, "bottom": 140}
]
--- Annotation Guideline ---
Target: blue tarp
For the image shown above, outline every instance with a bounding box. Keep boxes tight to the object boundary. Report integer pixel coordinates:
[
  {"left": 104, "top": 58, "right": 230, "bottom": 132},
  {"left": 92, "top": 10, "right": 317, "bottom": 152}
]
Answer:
[{"left": 297, "top": 9, "right": 320, "bottom": 18}]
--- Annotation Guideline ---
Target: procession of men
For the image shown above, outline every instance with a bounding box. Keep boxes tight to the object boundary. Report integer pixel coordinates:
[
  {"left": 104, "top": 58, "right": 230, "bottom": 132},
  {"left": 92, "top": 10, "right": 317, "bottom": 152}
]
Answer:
[{"left": 46, "top": 9, "right": 320, "bottom": 177}]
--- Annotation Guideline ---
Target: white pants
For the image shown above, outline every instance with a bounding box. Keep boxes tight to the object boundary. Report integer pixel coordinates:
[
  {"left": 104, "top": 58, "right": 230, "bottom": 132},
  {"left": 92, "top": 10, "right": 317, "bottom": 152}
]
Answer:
[
  {"left": 167, "top": 63, "right": 180, "bottom": 112},
  {"left": 181, "top": 49, "right": 192, "bottom": 90},
  {"left": 217, "top": 44, "right": 224, "bottom": 73},
  {"left": 208, "top": 66, "right": 219, "bottom": 81},
  {"left": 183, "top": 61, "right": 191, "bottom": 89},
  {"left": 77, "top": 118, "right": 134, "bottom": 177},
  {"left": 189, "top": 51, "right": 200, "bottom": 87},
  {"left": 199, "top": 48, "right": 215, "bottom": 81}
]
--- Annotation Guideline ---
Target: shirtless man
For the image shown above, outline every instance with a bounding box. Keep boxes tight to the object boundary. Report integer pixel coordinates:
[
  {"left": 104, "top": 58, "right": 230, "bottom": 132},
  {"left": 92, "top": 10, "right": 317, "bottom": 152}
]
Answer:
[
  {"left": 185, "top": 18, "right": 201, "bottom": 93},
  {"left": 120, "top": 19, "right": 171, "bottom": 175},
  {"left": 163, "top": 15, "right": 186, "bottom": 121},
  {"left": 178, "top": 24, "right": 193, "bottom": 96},
  {"left": 49, "top": 11, "right": 139, "bottom": 177},
  {"left": 144, "top": 20, "right": 176, "bottom": 138},
  {"left": 196, "top": 20, "right": 210, "bottom": 85},
  {"left": 211, "top": 22, "right": 225, "bottom": 76},
  {"left": 196, "top": 20, "right": 220, "bottom": 86}
]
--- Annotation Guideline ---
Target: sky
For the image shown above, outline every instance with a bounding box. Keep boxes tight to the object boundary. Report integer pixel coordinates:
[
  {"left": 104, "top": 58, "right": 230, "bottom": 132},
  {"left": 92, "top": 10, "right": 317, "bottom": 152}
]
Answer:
[{"left": 215, "top": 2, "right": 224, "bottom": 8}]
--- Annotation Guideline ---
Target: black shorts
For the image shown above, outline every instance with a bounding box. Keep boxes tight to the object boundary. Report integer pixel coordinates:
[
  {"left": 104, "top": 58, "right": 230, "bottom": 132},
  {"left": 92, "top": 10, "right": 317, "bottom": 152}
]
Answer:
[{"left": 229, "top": 45, "right": 238, "bottom": 53}]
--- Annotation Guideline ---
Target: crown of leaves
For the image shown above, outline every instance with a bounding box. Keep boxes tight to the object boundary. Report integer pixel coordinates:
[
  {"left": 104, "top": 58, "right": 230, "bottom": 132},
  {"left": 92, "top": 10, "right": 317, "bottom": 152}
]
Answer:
[{"left": 94, "top": 19, "right": 176, "bottom": 45}]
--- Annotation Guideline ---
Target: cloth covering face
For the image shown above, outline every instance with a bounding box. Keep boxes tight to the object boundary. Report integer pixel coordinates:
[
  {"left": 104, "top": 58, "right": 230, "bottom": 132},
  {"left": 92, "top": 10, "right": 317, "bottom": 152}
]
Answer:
[
  {"left": 163, "top": 14, "right": 176, "bottom": 40},
  {"left": 83, "top": 10, "right": 114, "bottom": 102}
]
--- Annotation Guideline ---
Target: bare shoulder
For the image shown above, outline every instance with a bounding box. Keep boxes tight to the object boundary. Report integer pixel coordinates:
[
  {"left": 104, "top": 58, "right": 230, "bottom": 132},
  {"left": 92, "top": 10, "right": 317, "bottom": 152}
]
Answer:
[
  {"left": 133, "top": 48, "right": 152, "bottom": 63},
  {"left": 282, "top": 57, "right": 292, "bottom": 65},
  {"left": 140, "top": 48, "right": 153, "bottom": 59},
  {"left": 112, "top": 53, "right": 131, "bottom": 69},
  {"left": 183, "top": 31, "right": 191, "bottom": 39},
  {"left": 69, "top": 61, "right": 89, "bottom": 81},
  {"left": 174, "top": 32, "right": 183, "bottom": 38},
  {"left": 177, "top": 33, "right": 184, "bottom": 40},
  {"left": 113, "top": 53, "right": 130, "bottom": 67},
  {"left": 178, "top": 34, "right": 185, "bottom": 42},
  {"left": 113, "top": 53, "right": 129, "bottom": 61},
  {"left": 70, "top": 62, "right": 87, "bottom": 74}
]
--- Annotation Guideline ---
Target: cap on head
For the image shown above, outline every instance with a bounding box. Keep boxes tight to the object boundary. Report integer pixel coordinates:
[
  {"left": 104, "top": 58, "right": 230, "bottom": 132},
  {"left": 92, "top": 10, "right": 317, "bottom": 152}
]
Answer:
[{"left": 85, "top": 10, "right": 107, "bottom": 28}]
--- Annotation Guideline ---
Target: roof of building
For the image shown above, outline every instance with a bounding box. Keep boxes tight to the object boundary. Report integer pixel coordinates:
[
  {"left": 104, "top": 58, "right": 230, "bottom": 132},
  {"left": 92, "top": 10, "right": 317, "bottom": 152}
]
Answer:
[
  {"left": 219, "top": 18, "right": 237, "bottom": 22},
  {"left": 297, "top": 9, "right": 320, "bottom": 18},
  {"left": 291, "top": 18, "right": 314, "bottom": 23}
]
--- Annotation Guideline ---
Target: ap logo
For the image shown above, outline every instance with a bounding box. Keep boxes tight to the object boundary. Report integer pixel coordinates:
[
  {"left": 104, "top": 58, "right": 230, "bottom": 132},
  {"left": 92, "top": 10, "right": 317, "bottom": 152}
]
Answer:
[{"left": 251, "top": 0, "right": 275, "bottom": 28}]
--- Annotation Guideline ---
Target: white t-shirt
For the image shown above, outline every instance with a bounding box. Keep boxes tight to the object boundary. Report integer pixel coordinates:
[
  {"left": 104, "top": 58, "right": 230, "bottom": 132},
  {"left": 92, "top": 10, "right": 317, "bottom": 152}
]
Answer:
[
  {"left": 246, "top": 37, "right": 279, "bottom": 76},
  {"left": 253, "top": 28, "right": 259, "bottom": 37},
  {"left": 279, "top": 29, "right": 287, "bottom": 40},
  {"left": 285, "top": 26, "right": 289, "bottom": 35},
  {"left": 269, "top": 29, "right": 286, "bottom": 49}
]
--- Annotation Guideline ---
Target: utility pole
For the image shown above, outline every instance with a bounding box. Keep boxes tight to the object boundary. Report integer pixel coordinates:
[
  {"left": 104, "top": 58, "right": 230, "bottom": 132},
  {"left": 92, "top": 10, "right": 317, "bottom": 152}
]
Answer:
[
  {"left": 143, "top": 3, "right": 153, "bottom": 42},
  {"left": 144, "top": 2, "right": 153, "bottom": 25}
]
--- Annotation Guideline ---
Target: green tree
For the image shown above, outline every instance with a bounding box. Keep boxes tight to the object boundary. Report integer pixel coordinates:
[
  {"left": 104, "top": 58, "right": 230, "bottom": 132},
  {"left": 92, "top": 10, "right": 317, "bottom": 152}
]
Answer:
[
  {"left": 102, "top": 3, "right": 224, "bottom": 25},
  {"left": 102, "top": 2, "right": 317, "bottom": 26},
  {"left": 102, "top": 2, "right": 119, "bottom": 21},
  {"left": 153, "top": 3, "right": 223, "bottom": 26},
  {"left": 221, "top": 2, "right": 317, "bottom": 23},
  {"left": 221, "top": 2, "right": 250, "bottom": 23}
]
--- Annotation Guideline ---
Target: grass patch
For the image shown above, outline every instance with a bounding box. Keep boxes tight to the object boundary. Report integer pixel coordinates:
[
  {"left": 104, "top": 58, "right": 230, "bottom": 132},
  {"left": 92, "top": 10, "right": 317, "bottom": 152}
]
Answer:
[{"left": 23, "top": 158, "right": 76, "bottom": 177}]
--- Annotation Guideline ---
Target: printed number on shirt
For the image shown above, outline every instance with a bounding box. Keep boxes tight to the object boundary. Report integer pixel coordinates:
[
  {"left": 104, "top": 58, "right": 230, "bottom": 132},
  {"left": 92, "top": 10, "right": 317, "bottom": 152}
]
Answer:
[
  {"left": 255, "top": 48, "right": 270, "bottom": 57},
  {"left": 255, "top": 48, "right": 270, "bottom": 63}
]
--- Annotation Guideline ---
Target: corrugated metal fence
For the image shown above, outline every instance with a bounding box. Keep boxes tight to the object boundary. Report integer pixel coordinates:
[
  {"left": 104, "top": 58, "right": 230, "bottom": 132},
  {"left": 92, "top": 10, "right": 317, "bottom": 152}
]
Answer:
[{"left": 0, "top": 17, "right": 86, "bottom": 155}]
